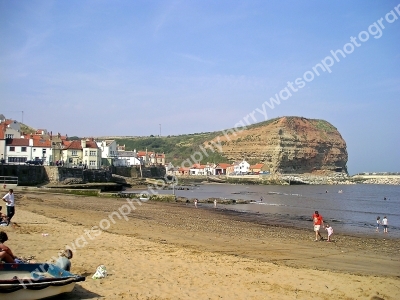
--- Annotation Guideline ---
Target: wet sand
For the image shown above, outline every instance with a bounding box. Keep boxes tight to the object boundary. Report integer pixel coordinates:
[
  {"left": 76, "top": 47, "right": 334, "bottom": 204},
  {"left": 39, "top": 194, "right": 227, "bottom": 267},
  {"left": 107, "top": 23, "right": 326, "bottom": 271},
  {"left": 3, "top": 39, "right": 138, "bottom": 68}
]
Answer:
[{"left": 3, "top": 191, "right": 400, "bottom": 299}]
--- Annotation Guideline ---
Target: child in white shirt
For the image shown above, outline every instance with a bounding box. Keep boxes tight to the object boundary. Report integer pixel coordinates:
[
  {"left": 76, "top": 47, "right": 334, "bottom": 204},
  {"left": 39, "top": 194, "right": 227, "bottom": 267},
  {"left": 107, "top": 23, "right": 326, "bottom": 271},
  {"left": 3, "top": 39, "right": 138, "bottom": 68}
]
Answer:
[
  {"left": 325, "top": 223, "right": 334, "bottom": 242},
  {"left": 382, "top": 216, "right": 388, "bottom": 233}
]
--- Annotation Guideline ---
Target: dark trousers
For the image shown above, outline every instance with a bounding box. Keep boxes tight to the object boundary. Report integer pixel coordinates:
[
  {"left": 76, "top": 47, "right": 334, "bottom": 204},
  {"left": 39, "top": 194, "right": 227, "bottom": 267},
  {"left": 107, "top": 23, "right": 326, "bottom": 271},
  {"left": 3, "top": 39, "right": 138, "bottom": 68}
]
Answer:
[{"left": 7, "top": 206, "right": 15, "bottom": 222}]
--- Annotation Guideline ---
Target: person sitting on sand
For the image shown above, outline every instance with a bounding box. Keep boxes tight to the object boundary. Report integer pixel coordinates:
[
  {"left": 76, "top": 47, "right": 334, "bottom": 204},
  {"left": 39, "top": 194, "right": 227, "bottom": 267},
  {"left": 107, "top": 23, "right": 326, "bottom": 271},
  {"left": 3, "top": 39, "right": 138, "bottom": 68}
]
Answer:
[
  {"left": 55, "top": 249, "right": 73, "bottom": 271},
  {"left": 325, "top": 223, "right": 334, "bottom": 242},
  {"left": 0, "top": 231, "right": 16, "bottom": 263},
  {"left": 0, "top": 206, "right": 9, "bottom": 226}
]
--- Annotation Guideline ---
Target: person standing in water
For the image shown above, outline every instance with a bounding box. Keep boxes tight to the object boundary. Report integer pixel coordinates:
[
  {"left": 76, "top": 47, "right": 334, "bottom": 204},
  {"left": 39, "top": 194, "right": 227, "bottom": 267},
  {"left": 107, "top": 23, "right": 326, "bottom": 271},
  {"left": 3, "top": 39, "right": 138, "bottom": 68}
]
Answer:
[
  {"left": 382, "top": 216, "right": 388, "bottom": 233},
  {"left": 376, "top": 216, "right": 381, "bottom": 232}
]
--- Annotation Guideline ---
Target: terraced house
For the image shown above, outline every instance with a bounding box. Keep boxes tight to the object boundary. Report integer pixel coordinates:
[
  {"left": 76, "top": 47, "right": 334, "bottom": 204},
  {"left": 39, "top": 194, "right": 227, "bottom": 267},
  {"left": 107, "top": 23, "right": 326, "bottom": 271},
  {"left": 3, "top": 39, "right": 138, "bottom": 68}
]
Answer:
[
  {"left": 62, "top": 139, "right": 101, "bottom": 169},
  {"left": 3, "top": 138, "right": 52, "bottom": 164}
]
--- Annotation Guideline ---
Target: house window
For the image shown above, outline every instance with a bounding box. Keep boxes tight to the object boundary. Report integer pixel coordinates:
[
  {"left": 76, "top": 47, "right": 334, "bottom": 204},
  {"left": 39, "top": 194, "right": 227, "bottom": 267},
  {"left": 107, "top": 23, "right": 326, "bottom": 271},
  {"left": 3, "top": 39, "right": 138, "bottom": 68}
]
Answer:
[
  {"left": 72, "top": 150, "right": 77, "bottom": 156},
  {"left": 5, "top": 134, "right": 14, "bottom": 139},
  {"left": 9, "top": 147, "right": 15, "bottom": 151},
  {"left": 85, "top": 150, "right": 88, "bottom": 156},
  {"left": 33, "top": 149, "right": 36, "bottom": 152},
  {"left": 89, "top": 160, "right": 96, "bottom": 166},
  {"left": 90, "top": 151, "right": 96, "bottom": 156},
  {"left": 21, "top": 147, "right": 27, "bottom": 152}
]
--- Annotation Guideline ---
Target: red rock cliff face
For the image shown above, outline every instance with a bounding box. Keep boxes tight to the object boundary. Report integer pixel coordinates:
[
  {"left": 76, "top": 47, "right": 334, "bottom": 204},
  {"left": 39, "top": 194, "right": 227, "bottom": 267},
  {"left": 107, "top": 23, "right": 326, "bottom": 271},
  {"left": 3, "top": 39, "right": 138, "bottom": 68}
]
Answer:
[{"left": 206, "top": 117, "right": 348, "bottom": 174}]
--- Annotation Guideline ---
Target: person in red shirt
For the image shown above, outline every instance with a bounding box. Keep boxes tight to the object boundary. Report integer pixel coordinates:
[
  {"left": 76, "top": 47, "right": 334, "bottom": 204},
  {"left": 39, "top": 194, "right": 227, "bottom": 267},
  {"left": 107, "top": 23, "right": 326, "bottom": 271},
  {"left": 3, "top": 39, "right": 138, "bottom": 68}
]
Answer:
[{"left": 312, "top": 211, "right": 324, "bottom": 241}]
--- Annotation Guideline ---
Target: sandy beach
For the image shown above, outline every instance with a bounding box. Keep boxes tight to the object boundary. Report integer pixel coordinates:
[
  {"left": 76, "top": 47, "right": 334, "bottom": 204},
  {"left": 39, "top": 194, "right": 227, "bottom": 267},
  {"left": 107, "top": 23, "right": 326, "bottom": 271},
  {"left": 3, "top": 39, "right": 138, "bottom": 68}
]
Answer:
[{"left": 2, "top": 191, "right": 400, "bottom": 300}]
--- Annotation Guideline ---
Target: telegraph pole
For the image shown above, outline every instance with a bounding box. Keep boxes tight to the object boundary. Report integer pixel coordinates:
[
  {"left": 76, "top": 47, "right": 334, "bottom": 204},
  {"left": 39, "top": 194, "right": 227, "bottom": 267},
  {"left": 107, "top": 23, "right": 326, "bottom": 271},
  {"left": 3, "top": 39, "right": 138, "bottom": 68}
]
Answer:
[{"left": 159, "top": 124, "right": 161, "bottom": 137}]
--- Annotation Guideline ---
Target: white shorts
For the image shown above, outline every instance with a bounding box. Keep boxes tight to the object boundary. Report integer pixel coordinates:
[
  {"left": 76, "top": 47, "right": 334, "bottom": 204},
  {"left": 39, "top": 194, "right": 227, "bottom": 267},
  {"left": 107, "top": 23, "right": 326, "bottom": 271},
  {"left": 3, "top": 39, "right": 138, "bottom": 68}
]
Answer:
[{"left": 314, "top": 225, "right": 321, "bottom": 232}]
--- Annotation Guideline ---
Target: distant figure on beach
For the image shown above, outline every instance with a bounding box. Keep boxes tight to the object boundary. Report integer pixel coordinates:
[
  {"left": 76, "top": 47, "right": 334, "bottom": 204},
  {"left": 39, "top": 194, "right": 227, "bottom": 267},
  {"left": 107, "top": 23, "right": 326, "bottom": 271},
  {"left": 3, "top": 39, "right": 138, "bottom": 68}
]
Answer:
[
  {"left": 383, "top": 197, "right": 387, "bottom": 200},
  {"left": 2, "top": 189, "right": 15, "bottom": 225},
  {"left": 376, "top": 216, "right": 381, "bottom": 232},
  {"left": 325, "top": 190, "right": 328, "bottom": 193},
  {"left": 260, "top": 196, "right": 263, "bottom": 202},
  {"left": 214, "top": 199, "right": 217, "bottom": 208},
  {"left": 312, "top": 211, "right": 324, "bottom": 241},
  {"left": 382, "top": 216, "right": 388, "bottom": 233},
  {"left": 324, "top": 223, "right": 334, "bottom": 242},
  {"left": 55, "top": 249, "right": 73, "bottom": 271},
  {"left": 194, "top": 199, "right": 198, "bottom": 208},
  {"left": 338, "top": 190, "right": 343, "bottom": 193}
]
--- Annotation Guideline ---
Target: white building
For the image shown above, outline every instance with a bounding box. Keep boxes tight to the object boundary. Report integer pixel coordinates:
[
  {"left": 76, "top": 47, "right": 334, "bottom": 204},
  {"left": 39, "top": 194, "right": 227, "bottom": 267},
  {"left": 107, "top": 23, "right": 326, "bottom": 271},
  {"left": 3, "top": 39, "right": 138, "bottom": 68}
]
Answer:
[
  {"left": 204, "top": 163, "right": 216, "bottom": 176},
  {"left": 96, "top": 140, "right": 118, "bottom": 166},
  {"left": 4, "top": 138, "right": 52, "bottom": 164},
  {"left": 117, "top": 151, "right": 143, "bottom": 166},
  {"left": 233, "top": 160, "right": 250, "bottom": 174},
  {"left": 189, "top": 164, "right": 206, "bottom": 175}
]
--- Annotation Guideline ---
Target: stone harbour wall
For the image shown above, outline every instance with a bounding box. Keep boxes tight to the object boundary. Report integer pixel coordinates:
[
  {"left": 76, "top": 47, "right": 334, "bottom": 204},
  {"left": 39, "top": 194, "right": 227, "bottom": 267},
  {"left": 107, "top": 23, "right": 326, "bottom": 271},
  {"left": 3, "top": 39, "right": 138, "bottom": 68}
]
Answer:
[{"left": 0, "top": 165, "right": 112, "bottom": 185}]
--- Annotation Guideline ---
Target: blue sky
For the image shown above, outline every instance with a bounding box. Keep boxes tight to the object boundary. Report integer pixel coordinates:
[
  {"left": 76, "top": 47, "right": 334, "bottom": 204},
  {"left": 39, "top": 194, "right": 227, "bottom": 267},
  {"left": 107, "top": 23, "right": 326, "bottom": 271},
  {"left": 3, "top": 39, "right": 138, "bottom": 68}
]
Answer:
[{"left": 1, "top": 0, "right": 399, "bottom": 174}]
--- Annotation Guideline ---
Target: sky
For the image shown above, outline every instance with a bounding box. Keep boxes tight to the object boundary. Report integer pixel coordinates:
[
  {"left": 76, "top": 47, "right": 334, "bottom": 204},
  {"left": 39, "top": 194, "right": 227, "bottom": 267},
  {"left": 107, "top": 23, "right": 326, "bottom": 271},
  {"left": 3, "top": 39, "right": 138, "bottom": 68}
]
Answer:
[{"left": 0, "top": 0, "right": 399, "bottom": 175}]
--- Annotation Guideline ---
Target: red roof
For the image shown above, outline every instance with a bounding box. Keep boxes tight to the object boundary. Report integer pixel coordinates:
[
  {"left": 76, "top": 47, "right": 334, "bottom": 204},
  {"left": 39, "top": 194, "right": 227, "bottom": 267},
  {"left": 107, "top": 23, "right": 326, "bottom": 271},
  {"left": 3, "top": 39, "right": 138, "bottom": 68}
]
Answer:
[
  {"left": 137, "top": 151, "right": 165, "bottom": 158},
  {"left": 84, "top": 141, "right": 99, "bottom": 149},
  {"left": 0, "top": 123, "right": 6, "bottom": 139},
  {"left": 62, "top": 141, "right": 72, "bottom": 147},
  {"left": 250, "top": 164, "right": 264, "bottom": 169},
  {"left": 216, "top": 163, "right": 231, "bottom": 169},
  {"left": 178, "top": 167, "right": 190, "bottom": 172},
  {"left": 31, "top": 135, "right": 48, "bottom": 140},
  {"left": 64, "top": 140, "right": 82, "bottom": 150},
  {"left": 191, "top": 164, "right": 205, "bottom": 169},
  {"left": 35, "top": 129, "right": 47, "bottom": 135},
  {"left": 6, "top": 139, "right": 29, "bottom": 146},
  {"left": 33, "top": 139, "right": 51, "bottom": 147}
]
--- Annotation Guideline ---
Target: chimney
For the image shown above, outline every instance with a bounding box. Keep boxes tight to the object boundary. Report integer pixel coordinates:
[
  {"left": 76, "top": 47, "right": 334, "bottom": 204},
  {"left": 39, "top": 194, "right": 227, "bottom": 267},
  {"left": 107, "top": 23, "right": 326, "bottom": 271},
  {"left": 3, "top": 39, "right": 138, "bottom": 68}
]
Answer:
[{"left": 81, "top": 139, "right": 86, "bottom": 148}]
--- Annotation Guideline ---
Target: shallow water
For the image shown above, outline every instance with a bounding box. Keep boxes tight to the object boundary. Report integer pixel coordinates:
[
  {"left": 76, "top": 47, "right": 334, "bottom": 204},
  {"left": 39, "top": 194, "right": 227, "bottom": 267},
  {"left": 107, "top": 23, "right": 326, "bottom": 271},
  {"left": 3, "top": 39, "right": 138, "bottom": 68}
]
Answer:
[{"left": 133, "top": 184, "right": 400, "bottom": 238}]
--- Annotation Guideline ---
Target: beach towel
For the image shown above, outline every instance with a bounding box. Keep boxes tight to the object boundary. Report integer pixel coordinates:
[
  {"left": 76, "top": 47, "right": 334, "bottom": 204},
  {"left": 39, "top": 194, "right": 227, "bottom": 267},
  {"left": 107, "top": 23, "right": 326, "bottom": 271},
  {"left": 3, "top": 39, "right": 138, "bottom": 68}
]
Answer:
[{"left": 92, "top": 265, "right": 107, "bottom": 279}]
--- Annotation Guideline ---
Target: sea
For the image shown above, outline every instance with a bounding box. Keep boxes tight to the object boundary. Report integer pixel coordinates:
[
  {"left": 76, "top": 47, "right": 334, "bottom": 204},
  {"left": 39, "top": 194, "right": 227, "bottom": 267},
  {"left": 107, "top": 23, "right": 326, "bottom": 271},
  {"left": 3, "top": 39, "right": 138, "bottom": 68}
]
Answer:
[{"left": 138, "top": 183, "right": 400, "bottom": 238}]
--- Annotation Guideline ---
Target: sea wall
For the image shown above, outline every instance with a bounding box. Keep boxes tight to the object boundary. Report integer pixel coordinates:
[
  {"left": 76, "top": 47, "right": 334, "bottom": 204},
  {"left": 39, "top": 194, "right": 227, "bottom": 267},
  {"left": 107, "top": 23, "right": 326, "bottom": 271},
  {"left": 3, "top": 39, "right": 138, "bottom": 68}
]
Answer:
[
  {"left": 0, "top": 164, "right": 112, "bottom": 185},
  {"left": 351, "top": 175, "right": 400, "bottom": 185},
  {"left": 0, "top": 164, "right": 48, "bottom": 186},
  {"left": 45, "top": 166, "right": 112, "bottom": 184},
  {"left": 112, "top": 165, "right": 166, "bottom": 178}
]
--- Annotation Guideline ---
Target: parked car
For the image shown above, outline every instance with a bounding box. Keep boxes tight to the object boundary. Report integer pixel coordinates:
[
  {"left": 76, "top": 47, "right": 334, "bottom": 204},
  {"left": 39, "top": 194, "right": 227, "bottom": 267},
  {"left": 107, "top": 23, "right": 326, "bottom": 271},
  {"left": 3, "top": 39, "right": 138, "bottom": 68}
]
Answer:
[{"left": 25, "top": 159, "right": 43, "bottom": 165}]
